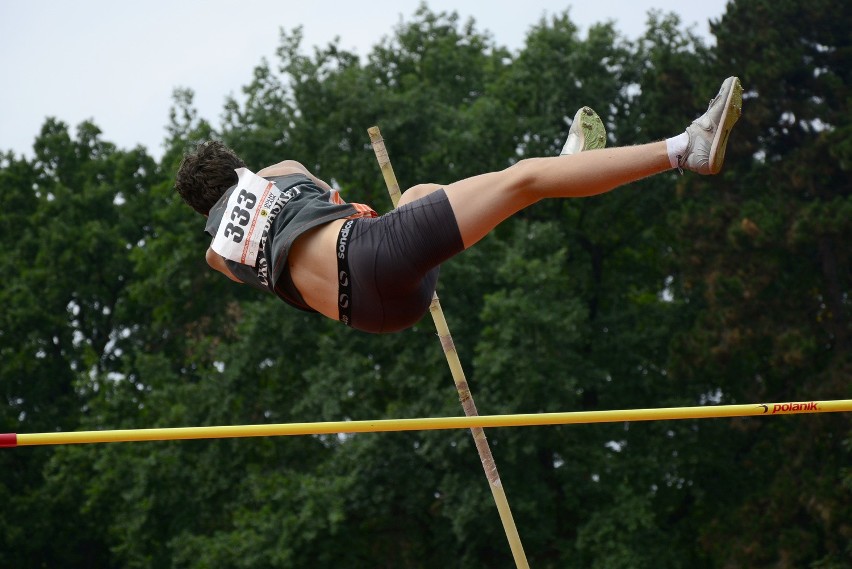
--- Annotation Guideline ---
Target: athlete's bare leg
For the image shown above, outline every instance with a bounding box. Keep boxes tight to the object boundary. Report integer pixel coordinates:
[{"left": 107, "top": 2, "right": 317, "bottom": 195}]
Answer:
[
  {"left": 398, "top": 76, "right": 742, "bottom": 250},
  {"left": 398, "top": 183, "right": 443, "bottom": 207},
  {"left": 444, "top": 141, "right": 670, "bottom": 248}
]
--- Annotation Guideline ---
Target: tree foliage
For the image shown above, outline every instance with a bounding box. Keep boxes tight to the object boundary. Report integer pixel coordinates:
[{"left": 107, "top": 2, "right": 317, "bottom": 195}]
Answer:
[{"left": 0, "top": 3, "right": 848, "bottom": 568}]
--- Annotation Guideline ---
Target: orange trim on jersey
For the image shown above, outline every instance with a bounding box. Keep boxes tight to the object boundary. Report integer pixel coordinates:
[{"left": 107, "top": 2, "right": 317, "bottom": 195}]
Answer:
[{"left": 330, "top": 189, "right": 378, "bottom": 218}]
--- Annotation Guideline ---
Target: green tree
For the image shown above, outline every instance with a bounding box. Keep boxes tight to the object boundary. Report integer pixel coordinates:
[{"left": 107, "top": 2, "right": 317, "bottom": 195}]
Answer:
[
  {"left": 667, "top": 0, "right": 851, "bottom": 566},
  {"left": 0, "top": 118, "right": 165, "bottom": 567},
  {"left": 3, "top": 3, "right": 849, "bottom": 568}
]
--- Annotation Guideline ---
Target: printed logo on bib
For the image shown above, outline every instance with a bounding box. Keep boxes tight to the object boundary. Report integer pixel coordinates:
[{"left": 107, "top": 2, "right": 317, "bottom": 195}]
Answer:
[{"left": 211, "top": 168, "right": 298, "bottom": 268}]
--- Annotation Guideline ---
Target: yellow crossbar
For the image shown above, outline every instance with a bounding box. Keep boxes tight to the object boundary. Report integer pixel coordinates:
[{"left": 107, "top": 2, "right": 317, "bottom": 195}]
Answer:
[{"left": 4, "top": 399, "right": 848, "bottom": 448}]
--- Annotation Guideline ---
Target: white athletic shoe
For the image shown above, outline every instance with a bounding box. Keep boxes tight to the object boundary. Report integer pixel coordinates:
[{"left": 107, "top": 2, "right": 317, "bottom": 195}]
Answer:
[
  {"left": 679, "top": 76, "right": 743, "bottom": 175},
  {"left": 560, "top": 106, "right": 607, "bottom": 155}
]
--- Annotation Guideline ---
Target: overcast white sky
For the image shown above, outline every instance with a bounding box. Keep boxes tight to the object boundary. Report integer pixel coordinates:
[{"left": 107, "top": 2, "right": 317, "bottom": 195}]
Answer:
[{"left": 0, "top": 0, "right": 728, "bottom": 160}]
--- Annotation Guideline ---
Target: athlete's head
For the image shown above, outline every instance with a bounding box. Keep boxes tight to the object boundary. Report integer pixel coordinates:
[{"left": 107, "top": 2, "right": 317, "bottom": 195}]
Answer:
[{"left": 175, "top": 140, "right": 246, "bottom": 215}]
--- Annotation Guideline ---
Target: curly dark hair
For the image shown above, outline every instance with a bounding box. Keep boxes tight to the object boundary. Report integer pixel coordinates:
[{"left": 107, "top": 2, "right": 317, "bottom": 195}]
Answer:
[{"left": 175, "top": 140, "right": 246, "bottom": 215}]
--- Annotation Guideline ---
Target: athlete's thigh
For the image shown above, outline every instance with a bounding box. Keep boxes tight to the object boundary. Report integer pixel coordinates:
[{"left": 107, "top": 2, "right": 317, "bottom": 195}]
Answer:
[
  {"left": 442, "top": 165, "right": 534, "bottom": 249},
  {"left": 398, "top": 183, "right": 443, "bottom": 207}
]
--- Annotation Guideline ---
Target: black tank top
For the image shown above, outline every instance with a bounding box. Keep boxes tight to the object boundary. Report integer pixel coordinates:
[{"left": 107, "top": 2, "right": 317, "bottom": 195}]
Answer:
[{"left": 205, "top": 173, "right": 356, "bottom": 311}]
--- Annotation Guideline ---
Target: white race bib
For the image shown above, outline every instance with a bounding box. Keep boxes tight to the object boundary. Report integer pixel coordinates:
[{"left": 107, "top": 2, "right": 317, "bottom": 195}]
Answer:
[{"left": 211, "top": 168, "right": 283, "bottom": 267}]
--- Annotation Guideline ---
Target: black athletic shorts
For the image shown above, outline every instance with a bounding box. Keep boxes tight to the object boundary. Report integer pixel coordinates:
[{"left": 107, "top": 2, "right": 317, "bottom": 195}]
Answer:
[{"left": 336, "top": 189, "right": 464, "bottom": 333}]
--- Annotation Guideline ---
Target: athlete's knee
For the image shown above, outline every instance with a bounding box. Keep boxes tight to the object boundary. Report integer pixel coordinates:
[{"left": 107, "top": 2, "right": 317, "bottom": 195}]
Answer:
[{"left": 504, "top": 158, "right": 545, "bottom": 198}]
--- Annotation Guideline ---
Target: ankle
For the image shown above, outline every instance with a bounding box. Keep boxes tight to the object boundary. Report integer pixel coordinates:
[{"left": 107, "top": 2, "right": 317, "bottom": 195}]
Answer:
[{"left": 665, "top": 132, "right": 689, "bottom": 170}]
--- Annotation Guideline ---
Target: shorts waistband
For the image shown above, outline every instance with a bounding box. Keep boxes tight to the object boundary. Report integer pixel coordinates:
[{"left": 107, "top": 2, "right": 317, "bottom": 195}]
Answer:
[{"left": 336, "top": 218, "right": 357, "bottom": 327}]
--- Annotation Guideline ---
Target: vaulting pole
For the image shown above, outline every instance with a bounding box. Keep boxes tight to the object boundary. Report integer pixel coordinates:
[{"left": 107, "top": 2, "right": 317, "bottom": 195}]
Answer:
[
  {"left": 366, "top": 125, "right": 530, "bottom": 568},
  {"left": 3, "top": 400, "right": 848, "bottom": 447}
]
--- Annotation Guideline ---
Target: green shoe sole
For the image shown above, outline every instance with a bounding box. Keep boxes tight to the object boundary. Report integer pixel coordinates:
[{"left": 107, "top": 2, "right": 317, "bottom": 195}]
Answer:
[
  {"left": 708, "top": 77, "right": 743, "bottom": 174},
  {"left": 577, "top": 106, "right": 607, "bottom": 151},
  {"left": 561, "top": 106, "right": 607, "bottom": 155}
]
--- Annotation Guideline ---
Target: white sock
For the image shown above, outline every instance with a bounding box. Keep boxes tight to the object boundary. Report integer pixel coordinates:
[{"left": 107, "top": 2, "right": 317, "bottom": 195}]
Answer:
[{"left": 665, "top": 132, "right": 689, "bottom": 169}]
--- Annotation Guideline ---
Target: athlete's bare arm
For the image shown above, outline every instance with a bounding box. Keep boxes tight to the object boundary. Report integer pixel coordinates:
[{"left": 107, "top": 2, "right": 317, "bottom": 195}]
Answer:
[
  {"left": 257, "top": 160, "right": 333, "bottom": 192},
  {"left": 205, "top": 246, "right": 242, "bottom": 282}
]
